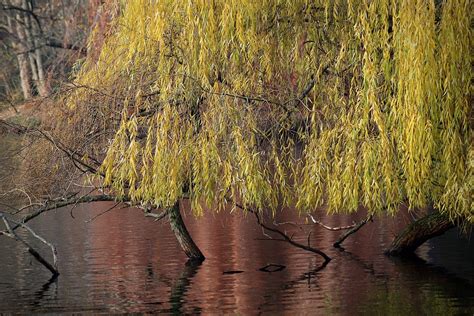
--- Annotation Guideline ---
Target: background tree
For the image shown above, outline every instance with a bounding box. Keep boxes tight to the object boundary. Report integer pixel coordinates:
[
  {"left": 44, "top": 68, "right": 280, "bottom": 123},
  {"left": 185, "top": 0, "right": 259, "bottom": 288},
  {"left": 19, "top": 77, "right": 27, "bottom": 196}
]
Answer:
[{"left": 0, "top": 0, "right": 112, "bottom": 101}]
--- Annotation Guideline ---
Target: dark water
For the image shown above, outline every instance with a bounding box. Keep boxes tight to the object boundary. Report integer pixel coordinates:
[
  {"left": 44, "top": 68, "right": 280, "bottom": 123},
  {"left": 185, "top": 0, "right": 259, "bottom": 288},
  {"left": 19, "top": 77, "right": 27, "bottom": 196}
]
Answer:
[{"left": 0, "top": 202, "right": 473, "bottom": 315}]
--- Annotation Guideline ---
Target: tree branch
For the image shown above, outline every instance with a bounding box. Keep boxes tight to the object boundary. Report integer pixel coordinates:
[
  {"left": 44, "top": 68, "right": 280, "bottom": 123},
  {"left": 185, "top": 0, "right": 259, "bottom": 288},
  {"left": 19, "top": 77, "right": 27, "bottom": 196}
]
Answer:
[
  {"left": 333, "top": 215, "right": 373, "bottom": 248},
  {"left": 144, "top": 209, "right": 169, "bottom": 222},
  {"left": 0, "top": 194, "right": 117, "bottom": 236},
  {"left": 46, "top": 39, "right": 86, "bottom": 55},
  {"left": 1, "top": 212, "right": 59, "bottom": 276},
  {"left": 227, "top": 199, "right": 331, "bottom": 263},
  {"left": 307, "top": 214, "right": 360, "bottom": 231},
  {"left": 1, "top": 4, "right": 43, "bottom": 32}
]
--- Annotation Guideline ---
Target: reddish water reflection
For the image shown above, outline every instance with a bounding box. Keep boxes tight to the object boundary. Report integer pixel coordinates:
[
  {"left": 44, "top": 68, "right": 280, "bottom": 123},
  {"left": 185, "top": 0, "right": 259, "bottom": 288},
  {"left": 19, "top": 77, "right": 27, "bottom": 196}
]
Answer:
[{"left": 0, "top": 201, "right": 473, "bottom": 314}]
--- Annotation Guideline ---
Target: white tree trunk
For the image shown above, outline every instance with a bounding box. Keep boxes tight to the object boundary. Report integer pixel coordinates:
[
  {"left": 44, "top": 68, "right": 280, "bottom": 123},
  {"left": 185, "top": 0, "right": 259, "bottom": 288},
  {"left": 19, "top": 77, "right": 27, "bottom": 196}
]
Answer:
[
  {"left": 25, "top": 0, "right": 48, "bottom": 96},
  {"left": 17, "top": 54, "right": 32, "bottom": 100},
  {"left": 6, "top": 4, "right": 32, "bottom": 99}
]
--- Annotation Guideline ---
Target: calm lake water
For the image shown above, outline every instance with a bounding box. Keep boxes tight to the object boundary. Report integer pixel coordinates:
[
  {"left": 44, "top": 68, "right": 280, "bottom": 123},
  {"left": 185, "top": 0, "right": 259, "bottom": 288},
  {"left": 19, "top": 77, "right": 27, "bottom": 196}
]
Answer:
[
  {"left": 0, "top": 203, "right": 473, "bottom": 315},
  {"left": 0, "top": 137, "right": 473, "bottom": 315}
]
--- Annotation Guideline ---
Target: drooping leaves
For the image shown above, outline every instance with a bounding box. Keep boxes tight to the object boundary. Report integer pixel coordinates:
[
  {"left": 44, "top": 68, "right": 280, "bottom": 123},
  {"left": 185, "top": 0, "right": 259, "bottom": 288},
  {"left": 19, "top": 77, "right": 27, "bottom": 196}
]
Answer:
[{"left": 71, "top": 0, "right": 472, "bottom": 221}]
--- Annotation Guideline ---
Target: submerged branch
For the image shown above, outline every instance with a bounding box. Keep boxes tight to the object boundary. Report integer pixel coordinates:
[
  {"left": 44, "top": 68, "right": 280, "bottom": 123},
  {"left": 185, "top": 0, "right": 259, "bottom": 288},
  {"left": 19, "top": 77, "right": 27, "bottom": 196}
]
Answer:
[
  {"left": 228, "top": 199, "right": 331, "bottom": 263},
  {"left": 333, "top": 215, "right": 373, "bottom": 248},
  {"left": 1, "top": 212, "right": 59, "bottom": 276}
]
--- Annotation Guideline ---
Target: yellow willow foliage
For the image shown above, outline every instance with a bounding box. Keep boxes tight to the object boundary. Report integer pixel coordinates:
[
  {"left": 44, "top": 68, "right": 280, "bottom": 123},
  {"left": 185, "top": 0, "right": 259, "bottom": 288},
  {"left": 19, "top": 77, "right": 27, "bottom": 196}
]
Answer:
[{"left": 72, "top": 0, "right": 472, "bottom": 221}]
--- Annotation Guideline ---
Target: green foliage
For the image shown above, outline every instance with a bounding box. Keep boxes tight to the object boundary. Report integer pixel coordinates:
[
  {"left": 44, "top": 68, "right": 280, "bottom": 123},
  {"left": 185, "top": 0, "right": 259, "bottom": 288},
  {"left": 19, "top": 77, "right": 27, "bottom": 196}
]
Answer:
[{"left": 71, "top": 0, "right": 472, "bottom": 221}]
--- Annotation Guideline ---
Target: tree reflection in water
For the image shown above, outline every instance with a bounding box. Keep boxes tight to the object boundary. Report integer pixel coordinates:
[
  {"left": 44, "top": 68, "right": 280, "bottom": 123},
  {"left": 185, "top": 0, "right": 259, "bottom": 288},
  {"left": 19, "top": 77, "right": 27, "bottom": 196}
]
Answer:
[{"left": 0, "top": 202, "right": 472, "bottom": 314}]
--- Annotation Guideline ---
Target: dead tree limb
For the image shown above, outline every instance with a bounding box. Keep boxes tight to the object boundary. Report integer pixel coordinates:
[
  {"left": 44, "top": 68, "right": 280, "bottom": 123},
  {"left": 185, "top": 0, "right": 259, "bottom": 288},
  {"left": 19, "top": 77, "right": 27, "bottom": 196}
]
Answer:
[
  {"left": 333, "top": 215, "right": 373, "bottom": 248},
  {"left": 18, "top": 194, "right": 116, "bottom": 227},
  {"left": 0, "top": 194, "right": 117, "bottom": 236},
  {"left": 307, "top": 214, "right": 361, "bottom": 231},
  {"left": 1, "top": 212, "right": 59, "bottom": 276},
  {"left": 228, "top": 199, "right": 331, "bottom": 263},
  {"left": 6, "top": 216, "right": 59, "bottom": 268}
]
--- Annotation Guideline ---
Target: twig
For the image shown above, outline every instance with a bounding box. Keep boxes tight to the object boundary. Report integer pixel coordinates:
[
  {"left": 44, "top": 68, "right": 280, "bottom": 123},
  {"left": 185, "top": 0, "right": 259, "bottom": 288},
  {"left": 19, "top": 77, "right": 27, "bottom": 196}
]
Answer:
[
  {"left": 0, "top": 188, "right": 34, "bottom": 207},
  {"left": 85, "top": 202, "right": 121, "bottom": 223},
  {"left": 5, "top": 98, "right": 19, "bottom": 113},
  {"left": 261, "top": 226, "right": 273, "bottom": 239},
  {"left": 272, "top": 220, "right": 302, "bottom": 228},
  {"left": 69, "top": 189, "right": 94, "bottom": 218},
  {"left": 307, "top": 214, "right": 360, "bottom": 231}
]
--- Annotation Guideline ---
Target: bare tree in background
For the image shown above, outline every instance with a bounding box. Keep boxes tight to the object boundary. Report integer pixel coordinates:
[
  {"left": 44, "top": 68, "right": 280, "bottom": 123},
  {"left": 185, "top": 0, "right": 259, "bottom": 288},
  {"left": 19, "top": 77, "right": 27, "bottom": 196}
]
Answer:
[{"left": 0, "top": 0, "right": 109, "bottom": 101}]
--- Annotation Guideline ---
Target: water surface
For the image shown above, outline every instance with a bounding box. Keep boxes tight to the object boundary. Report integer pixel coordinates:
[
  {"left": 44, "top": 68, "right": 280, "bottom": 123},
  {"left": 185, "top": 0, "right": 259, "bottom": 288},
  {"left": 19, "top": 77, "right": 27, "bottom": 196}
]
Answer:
[{"left": 0, "top": 202, "right": 473, "bottom": 315}]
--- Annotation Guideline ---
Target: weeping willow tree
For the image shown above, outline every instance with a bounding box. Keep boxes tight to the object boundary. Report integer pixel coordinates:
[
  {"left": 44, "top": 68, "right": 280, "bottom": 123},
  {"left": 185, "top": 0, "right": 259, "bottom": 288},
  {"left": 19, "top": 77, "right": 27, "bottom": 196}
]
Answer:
[{"left": 68, "top": 0, "right": 472, "bottom": 260}]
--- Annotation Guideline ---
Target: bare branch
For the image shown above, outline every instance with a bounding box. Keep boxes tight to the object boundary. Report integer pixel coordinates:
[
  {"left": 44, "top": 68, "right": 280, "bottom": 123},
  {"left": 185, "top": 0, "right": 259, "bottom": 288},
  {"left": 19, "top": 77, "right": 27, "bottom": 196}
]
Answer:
[
  {"left": 1, "top": 4, "right": 43, "bottom": 33},
  {"left": 46, "top": 39, "right": 86, "bottom": 54},
  {"left": 227, "top": 198, "right": 331, "bottom": 263},
  {"left": 85, "top": 202, "right": 122, "bottom": 223},
  {"left": 333, "top": 215, "right": 373, "bottom": 248},
  {"left": 1, "top": 212, "right": 59, "bottom": 276},
  {"left": 6, "top": 215, "right": 58, "bottom": 267},
  {"left": 0, "top": 194, "right": 117, "bottom": 236},
  {"left": 144, "top": 209, "right": 169, "bottom": 222},
  {"left": 307, "top": 214, "right": 360, "bottom": 231}
]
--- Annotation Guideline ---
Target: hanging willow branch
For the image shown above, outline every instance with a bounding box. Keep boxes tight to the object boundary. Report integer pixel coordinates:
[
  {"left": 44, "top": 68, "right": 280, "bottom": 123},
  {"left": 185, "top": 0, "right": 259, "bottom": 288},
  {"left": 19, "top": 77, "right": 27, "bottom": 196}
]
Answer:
[{"left": 66, "top": 0, "right": 472, "bottom": 226}]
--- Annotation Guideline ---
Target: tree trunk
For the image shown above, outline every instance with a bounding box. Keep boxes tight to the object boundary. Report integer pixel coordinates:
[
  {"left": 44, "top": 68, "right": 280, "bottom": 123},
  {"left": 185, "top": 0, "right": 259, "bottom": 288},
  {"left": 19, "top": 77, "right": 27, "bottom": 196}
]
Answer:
[
  {"left": 17, "top": 53, "right": 32, "bottom": 100},
  {"left": 22, "top": 4, "right": 38, "bottom": 86},
  {"left": 168, "top": 201, "right": 205, "bottom": 262},
  {"left": 27, "top": 0, "right": 49, "bottom": 97},
  {"left": 20, "top": 0, "right": 49, "bottom": 97},
  {"left": 385, "top": 212, "right": 456, "bottom": 256},
  {"left": 33, "top": 43, "right": 49, "bottom": 97},
  {"left": 6, "top": 6, "right": 32, "bottom": 99}
]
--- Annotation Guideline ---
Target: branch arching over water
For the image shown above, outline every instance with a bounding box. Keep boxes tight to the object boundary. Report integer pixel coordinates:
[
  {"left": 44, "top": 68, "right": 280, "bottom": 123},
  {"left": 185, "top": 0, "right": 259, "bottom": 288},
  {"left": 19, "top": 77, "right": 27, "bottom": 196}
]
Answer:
[{"left": 228, "top": 199, "right": 331, "bottom": 263}]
